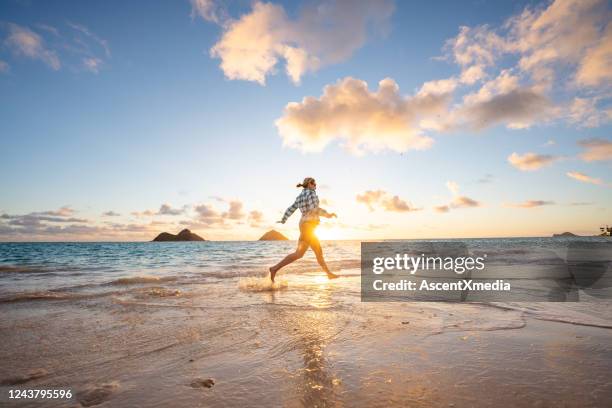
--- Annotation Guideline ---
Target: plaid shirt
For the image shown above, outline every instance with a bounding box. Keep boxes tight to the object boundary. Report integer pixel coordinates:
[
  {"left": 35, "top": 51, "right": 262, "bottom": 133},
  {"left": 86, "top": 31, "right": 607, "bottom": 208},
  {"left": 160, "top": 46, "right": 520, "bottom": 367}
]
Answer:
[{"left": 281, "top": 188, "right": 329, "bottom": 224}]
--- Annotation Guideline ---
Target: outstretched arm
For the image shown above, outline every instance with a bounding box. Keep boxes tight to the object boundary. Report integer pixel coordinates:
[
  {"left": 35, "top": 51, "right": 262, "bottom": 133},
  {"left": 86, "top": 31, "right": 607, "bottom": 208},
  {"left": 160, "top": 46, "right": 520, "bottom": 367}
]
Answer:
[
  {"left": 317, "top": 207, "right": 336, "bottom": 218},
  {"left": 279, "top": 200, "right": 298, "bottom": 223},
  {"left": 318, "top": 208, "right": 337, "bottom": 218},
  {"left": 310, "top": 191, "right": 336, "bottom": 218}
]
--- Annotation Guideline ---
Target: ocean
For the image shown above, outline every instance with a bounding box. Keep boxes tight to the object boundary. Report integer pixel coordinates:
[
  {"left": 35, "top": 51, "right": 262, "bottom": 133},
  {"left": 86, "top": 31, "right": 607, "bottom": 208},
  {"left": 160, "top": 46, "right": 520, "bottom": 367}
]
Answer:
[{"left": 1, "top": 238, "right": 611, "bottom": 407}]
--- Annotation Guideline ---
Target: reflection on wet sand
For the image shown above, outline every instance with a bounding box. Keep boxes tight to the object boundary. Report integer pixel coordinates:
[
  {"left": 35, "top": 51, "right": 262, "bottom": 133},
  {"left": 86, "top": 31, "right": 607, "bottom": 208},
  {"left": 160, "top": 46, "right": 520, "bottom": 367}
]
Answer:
[{"left": 266, "top": 280, "right": 344, "bottom": 407}]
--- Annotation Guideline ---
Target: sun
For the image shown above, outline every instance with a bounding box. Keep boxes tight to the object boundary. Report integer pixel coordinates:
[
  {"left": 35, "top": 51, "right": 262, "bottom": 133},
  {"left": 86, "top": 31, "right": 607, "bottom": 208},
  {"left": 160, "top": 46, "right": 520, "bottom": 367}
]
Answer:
[{"left": 315, "top": 226, "right": 346, "bottom": 240}]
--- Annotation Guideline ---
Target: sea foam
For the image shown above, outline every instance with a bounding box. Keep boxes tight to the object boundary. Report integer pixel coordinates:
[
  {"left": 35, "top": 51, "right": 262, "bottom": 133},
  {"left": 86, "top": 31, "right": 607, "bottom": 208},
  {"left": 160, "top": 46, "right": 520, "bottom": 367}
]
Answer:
[{"left": 238, "top": 277, "right": 288, "bottom": 292}]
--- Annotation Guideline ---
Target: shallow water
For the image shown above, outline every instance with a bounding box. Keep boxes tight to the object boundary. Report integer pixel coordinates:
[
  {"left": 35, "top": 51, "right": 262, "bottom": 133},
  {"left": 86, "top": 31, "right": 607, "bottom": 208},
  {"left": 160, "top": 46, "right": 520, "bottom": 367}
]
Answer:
[{"left": 1, "top": 239, "right": 611, "bottom": 407}]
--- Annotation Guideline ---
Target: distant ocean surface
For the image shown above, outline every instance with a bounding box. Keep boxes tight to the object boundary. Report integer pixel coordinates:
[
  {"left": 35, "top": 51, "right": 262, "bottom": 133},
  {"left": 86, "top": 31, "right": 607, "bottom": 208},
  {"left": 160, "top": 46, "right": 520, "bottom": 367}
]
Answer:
[
  {"left": 0, "top": 237, "right": 610, "bottom": 305},
  {"left": 1, "top": 238, "right": 612, "bottom": 407}
]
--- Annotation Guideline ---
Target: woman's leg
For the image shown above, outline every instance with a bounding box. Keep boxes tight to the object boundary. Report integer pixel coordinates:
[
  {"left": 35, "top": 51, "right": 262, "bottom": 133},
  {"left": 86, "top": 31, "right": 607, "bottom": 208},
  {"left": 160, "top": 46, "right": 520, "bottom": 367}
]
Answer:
[
  {"left": 269, "top": 239, "right": 309, "bottom": 282},
  {"left": 308, "top": 236, "right": 338, "bottom": 279}
]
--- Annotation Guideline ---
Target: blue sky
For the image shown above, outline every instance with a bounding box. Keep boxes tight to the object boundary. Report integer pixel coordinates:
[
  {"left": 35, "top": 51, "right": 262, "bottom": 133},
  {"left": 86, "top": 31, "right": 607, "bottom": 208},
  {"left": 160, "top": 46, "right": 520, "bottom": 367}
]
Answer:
[{"left": 0, "top": 0, "right": 610, "bottom": 241}]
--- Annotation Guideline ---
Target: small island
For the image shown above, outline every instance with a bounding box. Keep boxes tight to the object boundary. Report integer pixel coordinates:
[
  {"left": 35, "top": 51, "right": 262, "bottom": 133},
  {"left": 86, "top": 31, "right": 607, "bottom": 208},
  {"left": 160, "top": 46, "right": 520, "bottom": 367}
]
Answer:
[
  {"left": 552, "top": 232, "right": 579, "bottom": 237},
  {"left": 152, "top": 229, "right": 205, "bottom": 242},
  {"left": 258, "top": 230, "right": 288, "bottom": 241}
]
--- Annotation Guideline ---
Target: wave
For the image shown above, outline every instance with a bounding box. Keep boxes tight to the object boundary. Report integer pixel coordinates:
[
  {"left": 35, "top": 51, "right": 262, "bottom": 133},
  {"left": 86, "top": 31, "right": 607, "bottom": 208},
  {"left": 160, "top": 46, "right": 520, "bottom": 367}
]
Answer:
[
  {"left": 137, "top": 287, "right": 181, "bottom": 298},
  {"left": 238, "top": 277, "right": 288, "bottom": 292},
  {"left": 472, "top": 302, "right": 612, "bottom": 329},
  {"left": 109, "top": 276, "right": 177, "bottom": 285},
  {"left": 0, "top": 290, "right": 118, "bottom": 303},
  {"left": 0, "top": 265, "right": 52, "bottom": 274}
]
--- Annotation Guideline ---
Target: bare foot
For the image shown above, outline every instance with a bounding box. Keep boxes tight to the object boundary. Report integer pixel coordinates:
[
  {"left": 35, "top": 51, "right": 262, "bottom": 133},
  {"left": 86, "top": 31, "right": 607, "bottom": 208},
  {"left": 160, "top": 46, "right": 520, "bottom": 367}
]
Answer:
[
  {"left": 327, "top": 272, "right": 339, "bottom": 279},
  {"left": 269, "top": 267, "right": 277, "bottom": 283}
]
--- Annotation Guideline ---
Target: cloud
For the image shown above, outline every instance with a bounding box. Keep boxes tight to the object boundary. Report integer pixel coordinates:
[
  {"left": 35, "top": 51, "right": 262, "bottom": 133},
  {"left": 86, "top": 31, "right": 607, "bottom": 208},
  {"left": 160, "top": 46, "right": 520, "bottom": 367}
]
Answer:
[
  {"left": 566, "top": 171, "right": 603, "bottom": 185},
  {"left": 207, "top": 0, "right": 394, "bottom": 84},
  {"left": 66, "top": 22, "right": 111, "bottom": 58},
  {"left": 35, "top": 206, "right": 74, "bottom": 217},
  {"left": 507, "top": 0, "right": 610, "bottom": 87},
  {"left": 5, "top": 215, "right": 88, "bottom": 226},
  {"left": 568, "top": 97, "right": 611, "bottom": 128},
  {"left": 450, "top": 196, "right": 480, "bottom": 209},
  {"left": 4, "top": 23, "right": 60, "bottom": 69},
  {"left": 102, "top": 211, "right": 121, "bottom": 217},
  {"left": 445, "top": 181, "right": 459, "bottom": 195},
  {"left": 194, "top": 204, "right": 223, "bottom": 225},
  {"left": 507, "top": 152, "right": 559, "bottom": 171},
  {"left": 437, "top": 181, "right": 481, "bottom": 211},
  {"left": 356, "top": 190, "right": 421, "bottom": 212},
  {"left": 0, "top": 210, "right": 164, "bottom": 240},
  {"left": 0, "top": 60, "right": 9, "bottom": 73},
  {"left": 444, "top": 24, "right": 505, "bottom": 82},
  {"left": 456, "top": 79, "right": 558, "bottom": 130},
  {"left": 190, "top": 0, "right": 227, "bottom": 24},
  {"left": 158, "top": 204, "right": 186, "bottom": 216},
  {"left": 434, "top": 205, "right": 450, "bottom": 213},
  {"left": 223, "top": 200, "right": 245, "bottom": 220},
  {"left": 505, "top": 200, "right": 555, "bottom": 208},
  {"left": 82, "top": 57, "right": 103, "bottom": 73},
  {"left": 575, "top": 16, "right": 612, "bottom": 87},
  {"left": 248, "top": 210, "right": 264, "bottom": 227},
  {"left": 0, "top": 206, "right": 89, "bottom": 235},
  {"left": 439, "top": 0, "right": 611, "bottom": 129},
  {"left": 578, "top": 138, "right": 612, "bottom": 161},
  {"left": 276, "top": 77, "right": 448, "bottom": 154},
  {"left": 3, "top": 21, "right": 110, "bottom": 74},
  {"left": 131, "top": 210, "right": 155, "bottom": 217},
  {"left": 272, "top": 0, "right": 610, "bottom": 154}
]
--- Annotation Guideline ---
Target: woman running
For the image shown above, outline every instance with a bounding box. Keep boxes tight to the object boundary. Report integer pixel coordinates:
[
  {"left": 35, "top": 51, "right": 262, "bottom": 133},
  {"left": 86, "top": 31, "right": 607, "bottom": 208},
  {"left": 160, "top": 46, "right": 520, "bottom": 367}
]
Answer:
[{"left": 269, "top": 177, "right": 339, "bottom": 282}]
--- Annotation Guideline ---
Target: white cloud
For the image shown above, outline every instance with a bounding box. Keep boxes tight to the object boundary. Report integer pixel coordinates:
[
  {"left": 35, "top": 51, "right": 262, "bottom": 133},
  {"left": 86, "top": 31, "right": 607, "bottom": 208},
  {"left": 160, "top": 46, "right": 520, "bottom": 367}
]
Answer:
[
  {"left": 438, "top": 181, "right": 481, "bottom": 210},
  {"left": 356, "top": 190, "right": 421, "bottom": 212},
  {"left": 450, "top": 196, "right": 480, "bottom": 209},
  {"left": 508, "top": 152, "right": 559, "bottom": 171},
  {"left": 276, "top": 77, "right": 446, "bottom": 154},
  {"left": 445, "top": 181, "right": 459, "bottom": 195},
  {"left": 208, "top": 0, "right": 394, "bottom": 84},
  {"left": 578, "top": 138, "right": 612, "bottom": 161},
  {"left": 3, "top": 21, "right": 110, "bottom": 74},
  {"left": 505, "top": 200, "right": 555, "bottom": 208},
  {"left": 566, "top": 171, "right": 603, "bottom": 185},
  {"left": 190, "top": 0, "right": 227, "bottom": 24},
  {"left": 568, "top": 97, "right": 611, "bottom": 128},
  {"left": 438, "top": 0, "right": 611, "bottom": 130},
  {"left": 5, "top": 23, "right": 60, "bottom": 70},
  {"left": 83, "top": 57, "right": 103, "bottom": 73},
  {"left": 576, "top": 22, "right": 612, "bottom": 87}
]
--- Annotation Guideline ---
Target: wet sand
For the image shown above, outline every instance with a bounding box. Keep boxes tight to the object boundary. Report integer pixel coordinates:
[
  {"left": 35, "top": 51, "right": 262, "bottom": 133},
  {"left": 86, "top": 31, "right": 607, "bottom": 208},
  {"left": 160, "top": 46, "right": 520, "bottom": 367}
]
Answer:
[{"left": 1, "top": 270, "right": 612, "bottom": 407}]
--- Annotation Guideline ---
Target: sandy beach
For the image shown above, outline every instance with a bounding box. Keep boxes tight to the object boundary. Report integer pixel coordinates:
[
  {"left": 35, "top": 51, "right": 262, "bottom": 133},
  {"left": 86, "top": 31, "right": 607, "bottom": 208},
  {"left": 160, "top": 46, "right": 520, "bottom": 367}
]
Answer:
[{"left": 1, "top": 240, "right": 612, "bottom": 407}]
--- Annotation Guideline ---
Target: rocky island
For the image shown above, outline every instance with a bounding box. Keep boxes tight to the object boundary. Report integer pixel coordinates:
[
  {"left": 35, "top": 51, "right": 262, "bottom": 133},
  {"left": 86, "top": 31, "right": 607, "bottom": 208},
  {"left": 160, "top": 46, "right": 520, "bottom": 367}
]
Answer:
[
  {"left": 552, "top": 232, "right": 579, "bottom": 237},
  {"left": 258, "top": 230, "right": 288, "bottom": 241},
  {"left": 152, "top": 229, "right": 205, "bottom": 242}
]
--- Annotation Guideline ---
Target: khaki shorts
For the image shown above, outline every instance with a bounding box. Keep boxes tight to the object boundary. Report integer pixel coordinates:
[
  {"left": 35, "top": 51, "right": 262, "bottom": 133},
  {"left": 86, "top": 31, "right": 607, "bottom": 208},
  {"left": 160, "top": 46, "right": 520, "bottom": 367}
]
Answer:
[{"left": 298, "top": 221, "right": 319, "bottom": 242}]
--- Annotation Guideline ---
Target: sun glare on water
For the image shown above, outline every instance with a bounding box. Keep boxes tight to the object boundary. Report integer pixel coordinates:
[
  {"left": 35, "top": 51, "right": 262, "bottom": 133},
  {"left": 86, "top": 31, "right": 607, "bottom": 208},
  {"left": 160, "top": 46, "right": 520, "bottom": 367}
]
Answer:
[{"left": 313, "top": 275, "right": 329, "bottom": 285}]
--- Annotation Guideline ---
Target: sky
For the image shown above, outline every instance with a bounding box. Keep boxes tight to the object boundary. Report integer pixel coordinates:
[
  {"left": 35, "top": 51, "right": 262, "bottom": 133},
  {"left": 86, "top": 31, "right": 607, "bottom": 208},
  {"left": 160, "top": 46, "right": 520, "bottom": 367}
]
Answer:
[{"left": 0, "top": 0, "right": 611, "bottom": 241}]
